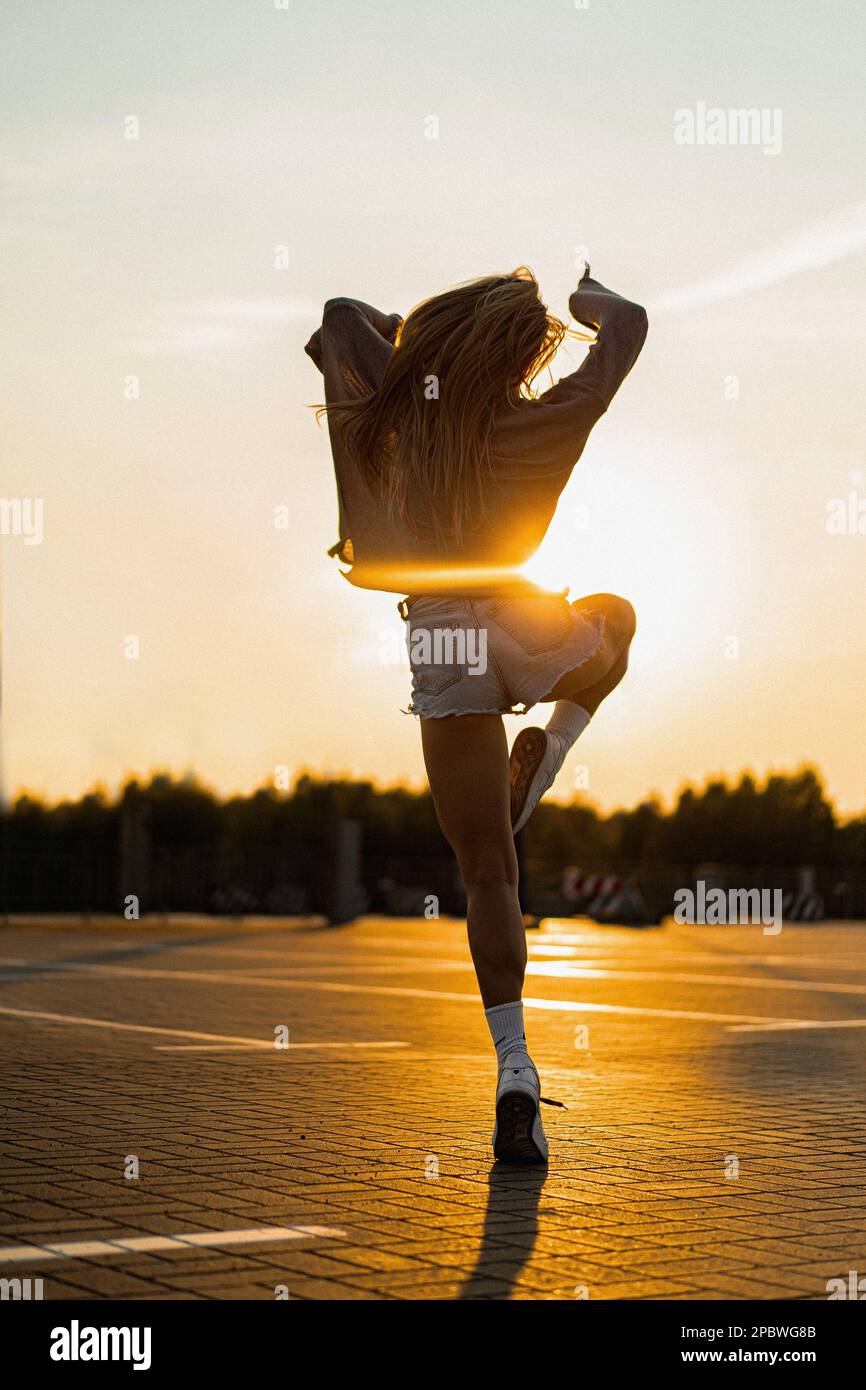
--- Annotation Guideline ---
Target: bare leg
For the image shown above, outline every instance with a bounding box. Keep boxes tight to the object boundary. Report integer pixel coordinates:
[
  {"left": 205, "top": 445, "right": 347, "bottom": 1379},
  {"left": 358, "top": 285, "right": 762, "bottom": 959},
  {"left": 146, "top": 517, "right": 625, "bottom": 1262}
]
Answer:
[
  {"left": 420, "top": 714, "right": 524, "bottom": 1007},
  {"left": 551, "top": 645, "right": 630, "bottom": 714},
  {"left": 509, "top": 594, "right": 637, "bottom": 836},
  {"left": 541, "top": 592, "right": 636, "bottom": 709}
]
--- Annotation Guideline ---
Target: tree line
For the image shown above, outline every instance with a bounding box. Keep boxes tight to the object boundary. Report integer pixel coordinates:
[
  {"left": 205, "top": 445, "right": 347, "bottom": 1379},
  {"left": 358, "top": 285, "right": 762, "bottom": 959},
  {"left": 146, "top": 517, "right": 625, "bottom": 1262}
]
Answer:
[{"left": 3, "top": 764, "right": 864, "bottom": 869}]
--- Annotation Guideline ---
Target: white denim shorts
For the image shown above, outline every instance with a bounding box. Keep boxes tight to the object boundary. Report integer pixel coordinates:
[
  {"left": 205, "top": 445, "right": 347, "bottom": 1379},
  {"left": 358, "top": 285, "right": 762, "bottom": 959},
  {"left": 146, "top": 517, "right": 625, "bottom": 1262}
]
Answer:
[{"left": 402, "top": 590, "right": 606, "bottom": 718}]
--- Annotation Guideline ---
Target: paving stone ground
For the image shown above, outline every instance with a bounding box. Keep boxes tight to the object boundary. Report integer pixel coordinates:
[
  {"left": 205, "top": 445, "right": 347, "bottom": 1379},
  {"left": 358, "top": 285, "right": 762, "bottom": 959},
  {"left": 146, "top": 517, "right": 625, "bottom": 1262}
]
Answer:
[{"left": 1, "top": 913, "right": 865, "bottom": 1300}]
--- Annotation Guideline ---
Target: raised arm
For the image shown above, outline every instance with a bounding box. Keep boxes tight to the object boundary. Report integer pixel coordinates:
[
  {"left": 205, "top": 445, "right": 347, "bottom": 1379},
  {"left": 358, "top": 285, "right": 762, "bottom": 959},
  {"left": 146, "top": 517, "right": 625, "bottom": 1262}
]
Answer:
[
  {"left": 305, "top": 297, "right": 403, "bottom": 377},
  {"left": 539, "top": 270, "right": 648, "bottom": 415}
]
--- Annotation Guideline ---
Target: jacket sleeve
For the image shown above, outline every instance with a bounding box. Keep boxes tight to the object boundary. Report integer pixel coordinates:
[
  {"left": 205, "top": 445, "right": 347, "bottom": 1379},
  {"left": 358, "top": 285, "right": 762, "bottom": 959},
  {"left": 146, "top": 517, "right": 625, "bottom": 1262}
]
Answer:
[
  {"left": 304, "top": 298, "right": 402, "bottom": 379},
  {"left": 538, "top": 274, "right": 648, "bottom": 416},
  {"left": 305, "top": 326, "right": 324, "bottom": 372}
]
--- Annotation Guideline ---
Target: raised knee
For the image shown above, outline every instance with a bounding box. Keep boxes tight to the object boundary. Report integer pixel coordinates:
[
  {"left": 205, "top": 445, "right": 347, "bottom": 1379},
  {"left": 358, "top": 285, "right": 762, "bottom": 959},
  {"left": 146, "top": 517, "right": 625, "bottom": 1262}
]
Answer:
[
  {"left": 602, "top": 594, "right": 636, "bottom": 642},
  {"left": 618, "top": 597, "right": 637, "bottom": 639}
]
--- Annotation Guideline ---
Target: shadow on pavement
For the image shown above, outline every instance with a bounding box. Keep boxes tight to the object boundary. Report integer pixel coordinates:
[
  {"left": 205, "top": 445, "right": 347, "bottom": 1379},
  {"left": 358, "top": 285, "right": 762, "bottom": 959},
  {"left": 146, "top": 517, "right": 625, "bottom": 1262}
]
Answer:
[{"left": 457, "top": 1162, "right": 547, "bottom": 1300}]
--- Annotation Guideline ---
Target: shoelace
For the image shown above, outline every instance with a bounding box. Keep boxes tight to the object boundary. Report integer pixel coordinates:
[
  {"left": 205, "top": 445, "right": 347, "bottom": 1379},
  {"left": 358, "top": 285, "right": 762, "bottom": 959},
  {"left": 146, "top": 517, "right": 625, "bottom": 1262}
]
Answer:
[{"left": 498, "top": 1061, "right": 567, "bottom": 1110}]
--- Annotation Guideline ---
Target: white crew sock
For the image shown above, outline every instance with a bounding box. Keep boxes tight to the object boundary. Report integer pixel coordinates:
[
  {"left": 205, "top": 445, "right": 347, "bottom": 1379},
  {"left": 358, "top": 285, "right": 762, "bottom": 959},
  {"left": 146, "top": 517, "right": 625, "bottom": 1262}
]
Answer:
[
  {"left": 545, "top": 700, "right": 591, "bottom": 749},
  {"left": 485, "top": 1000, "right": 531, "bottom": 1069}
]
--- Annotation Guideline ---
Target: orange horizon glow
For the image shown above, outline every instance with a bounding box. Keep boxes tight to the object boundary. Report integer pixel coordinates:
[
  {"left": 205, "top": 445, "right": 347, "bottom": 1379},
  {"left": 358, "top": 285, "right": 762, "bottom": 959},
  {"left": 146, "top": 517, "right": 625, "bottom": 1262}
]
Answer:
[{"left": 2, "top": 2, "right": 864, "bottom": 818}]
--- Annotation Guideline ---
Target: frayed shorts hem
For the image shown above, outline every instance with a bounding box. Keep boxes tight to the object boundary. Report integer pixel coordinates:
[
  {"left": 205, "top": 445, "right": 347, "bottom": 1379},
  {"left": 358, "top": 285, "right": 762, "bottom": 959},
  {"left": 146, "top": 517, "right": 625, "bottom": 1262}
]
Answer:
[
  {"left": 405, "top": 627, "right": 605, "bottom": 719},
  {"left": 403, "top": 593, "right": 607, "bottom": 720},
  {"left": 405, "top": 702, "right": 524, "bottom": 719}
]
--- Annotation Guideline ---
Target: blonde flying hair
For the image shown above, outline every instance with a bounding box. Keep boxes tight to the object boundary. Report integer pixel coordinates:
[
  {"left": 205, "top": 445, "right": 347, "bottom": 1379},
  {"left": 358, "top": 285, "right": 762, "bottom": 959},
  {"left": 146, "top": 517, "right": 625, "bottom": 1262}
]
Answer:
[{"left": 319, "top": 267, "right": 585, "bottom": 543}]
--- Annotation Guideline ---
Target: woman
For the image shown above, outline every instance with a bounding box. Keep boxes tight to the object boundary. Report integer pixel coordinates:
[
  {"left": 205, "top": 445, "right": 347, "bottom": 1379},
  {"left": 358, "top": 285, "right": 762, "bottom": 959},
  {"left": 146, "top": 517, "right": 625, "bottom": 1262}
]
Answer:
[{"left": 306, "top": 265, "right": 648, "bottom": 1163}]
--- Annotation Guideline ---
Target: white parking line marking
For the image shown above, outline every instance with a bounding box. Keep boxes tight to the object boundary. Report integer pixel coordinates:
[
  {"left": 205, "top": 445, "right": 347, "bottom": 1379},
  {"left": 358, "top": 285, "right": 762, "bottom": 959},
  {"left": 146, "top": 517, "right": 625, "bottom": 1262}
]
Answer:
[
  {"left": 0, "top": 988, "right": 813, "bottom": 1031},
  {"left": 730, "top": 1017, "right": 866, "bottom": 1033},
  {"left": 0, "top": 1005, "right": 405, "bottom": 1050},
  {"left": 152, "top": 1044, "right": 266, "bottom": 1051},
  {"left": 0, "top": 1224, "right": 346, "bottom": 1265},
  {"left": 525, "top": 963, "right": 866, "bottom": 997},
  {"left": 5, "top": 955, "right": 864, "bottom": 1029},
  {"left": 152, "top": 1041, "right": 407, "bottom": 1052},
  {"left": 520, "top": 996, "right": 809, "bottom": 1026},
  {"left": 227, "top": 959, "right": 471, "bottom": 976},
  {"left": 5, "top": 951, "right": 866, "bottom": 997}
]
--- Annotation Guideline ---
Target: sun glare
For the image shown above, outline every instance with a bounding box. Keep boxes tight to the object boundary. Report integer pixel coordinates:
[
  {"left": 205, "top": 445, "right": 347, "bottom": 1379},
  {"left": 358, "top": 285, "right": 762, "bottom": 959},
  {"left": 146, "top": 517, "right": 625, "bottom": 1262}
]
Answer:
[{"left": 519, "top": 458, "right": 728, "bottom": 669}]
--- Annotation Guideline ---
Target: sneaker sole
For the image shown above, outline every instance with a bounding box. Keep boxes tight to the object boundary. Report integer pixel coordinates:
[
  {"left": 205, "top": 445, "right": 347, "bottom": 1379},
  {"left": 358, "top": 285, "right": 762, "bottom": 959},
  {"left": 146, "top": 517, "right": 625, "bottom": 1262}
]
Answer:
[
  {"left": 493, "top": 1090, "right": 548, "bottom": 1164},
  {"left": 509, "top": 727, "right": 548, "bottom": 832}
]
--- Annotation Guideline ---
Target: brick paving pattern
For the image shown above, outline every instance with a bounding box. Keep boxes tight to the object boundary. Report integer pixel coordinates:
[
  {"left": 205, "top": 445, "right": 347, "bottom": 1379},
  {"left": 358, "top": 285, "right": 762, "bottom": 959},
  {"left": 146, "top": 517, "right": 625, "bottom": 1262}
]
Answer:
[{"left": 1, "top": 915, "right": 865, "bottom": 1300}]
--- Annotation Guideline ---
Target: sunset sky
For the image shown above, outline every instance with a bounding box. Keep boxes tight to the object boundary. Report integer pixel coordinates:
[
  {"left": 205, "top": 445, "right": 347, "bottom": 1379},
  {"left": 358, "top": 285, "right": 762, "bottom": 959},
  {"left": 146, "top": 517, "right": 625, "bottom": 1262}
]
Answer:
[{"left": 2, "top": 0, "right": 865, "bottom": 815}]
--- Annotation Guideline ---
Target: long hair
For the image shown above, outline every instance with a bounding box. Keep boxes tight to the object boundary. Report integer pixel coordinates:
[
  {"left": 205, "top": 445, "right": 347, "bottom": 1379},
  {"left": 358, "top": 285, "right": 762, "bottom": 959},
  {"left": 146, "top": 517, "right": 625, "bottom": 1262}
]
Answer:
[{"left": 319, "top": 267, "right": 578, "bottom": 543}]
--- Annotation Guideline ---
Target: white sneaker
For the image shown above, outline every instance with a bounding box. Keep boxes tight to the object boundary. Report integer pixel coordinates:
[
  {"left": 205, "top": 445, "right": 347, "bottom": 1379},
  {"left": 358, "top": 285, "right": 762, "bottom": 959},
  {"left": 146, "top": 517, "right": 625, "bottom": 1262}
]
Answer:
[
  {"left": 493, "top": 1054, "right": 549, "bottom": 1164},
  {"left": 510, "top": 728, "right": 568, "bottom": 835}
]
